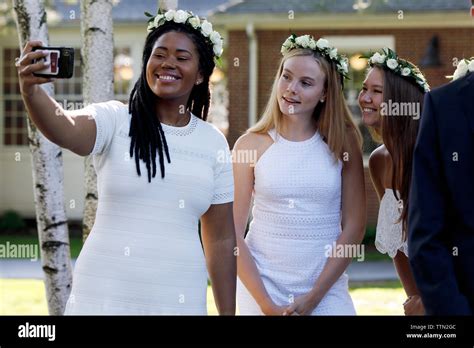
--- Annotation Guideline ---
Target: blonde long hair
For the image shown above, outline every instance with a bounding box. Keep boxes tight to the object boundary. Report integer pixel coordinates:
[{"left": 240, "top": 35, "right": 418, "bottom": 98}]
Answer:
[{"left": 249, "top": 48, "right": 362, "bottom": 159}]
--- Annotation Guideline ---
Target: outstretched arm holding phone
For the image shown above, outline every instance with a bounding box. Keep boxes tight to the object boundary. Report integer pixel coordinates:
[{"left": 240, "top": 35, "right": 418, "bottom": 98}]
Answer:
[{"left": 17, "top": 41, "right": 97, "bottom": 156}]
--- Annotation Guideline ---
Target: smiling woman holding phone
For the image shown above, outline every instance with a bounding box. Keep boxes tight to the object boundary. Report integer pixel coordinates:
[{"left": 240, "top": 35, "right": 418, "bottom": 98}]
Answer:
[{"left": 15, "top": 9, "right": 236, "bottom": 315}]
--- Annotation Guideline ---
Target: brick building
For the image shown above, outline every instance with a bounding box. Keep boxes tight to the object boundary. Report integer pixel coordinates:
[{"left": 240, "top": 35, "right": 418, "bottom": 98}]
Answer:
[{"left": 1, "top": 0, "right": 473, "bottom": 227}]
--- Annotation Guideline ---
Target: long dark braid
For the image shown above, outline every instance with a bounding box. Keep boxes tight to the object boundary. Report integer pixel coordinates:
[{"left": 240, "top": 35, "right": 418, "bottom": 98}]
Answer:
[{"left": 128, "top": 22, "right": 216, "bottom": 182}]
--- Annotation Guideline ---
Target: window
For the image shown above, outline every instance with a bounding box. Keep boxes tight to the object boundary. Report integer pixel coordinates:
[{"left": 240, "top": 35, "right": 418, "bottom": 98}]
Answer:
[
  {"left": 114, "top": 47, "right": 133, "bottom": 101},
  {"left": 2, "top": 47, "right": 84, "bottom": 146},
  {"left": 2, "top": 46, "right": 132, "bottom": 146},
  {"left": 3, "top": 48, "right": 27, "bottom": 146},
  {"left": 54, "top": 47, "right": 84, "bottom": 116}
]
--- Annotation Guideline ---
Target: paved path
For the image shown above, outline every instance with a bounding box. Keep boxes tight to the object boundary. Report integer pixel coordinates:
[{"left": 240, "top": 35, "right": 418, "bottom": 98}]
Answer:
[
  {"left": 0, "top": 259, "right": 398, "bottom": 282},
  {"left": 347, "top": 260, "right": 397, "bottom": 282}
]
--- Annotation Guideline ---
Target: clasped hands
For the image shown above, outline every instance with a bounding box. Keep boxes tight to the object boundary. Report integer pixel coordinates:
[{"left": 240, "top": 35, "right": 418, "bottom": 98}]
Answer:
[{"left": 261, "top": 292, "right": 319, "bottom": 316}]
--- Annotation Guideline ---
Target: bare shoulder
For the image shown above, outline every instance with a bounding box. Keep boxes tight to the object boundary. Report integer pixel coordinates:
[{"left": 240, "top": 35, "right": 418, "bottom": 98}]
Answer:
[
  {"left": 234, "top": 131, "right": 271, "bottom": 149},
  {"left": 369, "top": 144, "right": 389, "bottom": 169},
  {"left": 233, "top": 131, "right": 273, "bottom": 161},
  {"left": 368, "top": 144, "right": 390, "bottom": 186}
]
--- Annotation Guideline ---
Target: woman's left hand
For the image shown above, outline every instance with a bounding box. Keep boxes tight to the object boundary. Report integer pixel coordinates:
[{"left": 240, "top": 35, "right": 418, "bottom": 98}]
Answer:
[
  {"left": 282, "top": 293, "right": 319, "bottom": 316},
  {"left": 403, "top": 295, "right": 425, "bottom": 315}
]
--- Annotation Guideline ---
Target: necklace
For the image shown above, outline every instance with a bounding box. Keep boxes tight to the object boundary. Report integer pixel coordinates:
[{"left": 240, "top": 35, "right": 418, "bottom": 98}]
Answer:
[{"left": 161, "top": 112, "right": 191, "bottom": 127}]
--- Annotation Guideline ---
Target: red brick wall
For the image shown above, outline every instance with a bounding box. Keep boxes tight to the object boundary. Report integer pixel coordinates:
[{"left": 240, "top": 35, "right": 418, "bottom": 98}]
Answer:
[
  {"left": 227, "top": 30, "right": 250, "bottom": 146},
  {"left": 226, "top": 27, "right": 474, "bottom": 227},
  {"left": 365, "top": 166, "right": 380, "bottom": 227}
]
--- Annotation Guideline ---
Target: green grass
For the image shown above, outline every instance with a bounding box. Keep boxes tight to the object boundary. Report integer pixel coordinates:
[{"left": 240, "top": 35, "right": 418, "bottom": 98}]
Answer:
[
  {"left": 0, "top": 279, "right": 404, "bottom": 315},
  {"left": 0, "top": 279, "right": 49, "bottom": 315},
  {"left": 0, "top": 235, "right": 391, "bottom": 262},
  {"left": 1, "top": 233, "right": 399, "bottom": 315},
  {"left": 0, "top": 235, "right": 83, "bottom": 259},
  {"left": 350, "top": 281, "right": 405, "bottom": 315}
]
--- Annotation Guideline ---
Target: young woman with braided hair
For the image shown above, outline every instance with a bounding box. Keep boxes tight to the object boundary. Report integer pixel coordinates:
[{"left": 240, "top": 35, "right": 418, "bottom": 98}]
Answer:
[{"left": 16, "top": 9, "right": 236, "bottom": 315}]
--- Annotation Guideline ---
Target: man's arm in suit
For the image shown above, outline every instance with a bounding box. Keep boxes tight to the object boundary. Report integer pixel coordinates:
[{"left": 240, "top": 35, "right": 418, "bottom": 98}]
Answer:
[{"left": 408, "top": 91, "right": 472, "bottom": 315}]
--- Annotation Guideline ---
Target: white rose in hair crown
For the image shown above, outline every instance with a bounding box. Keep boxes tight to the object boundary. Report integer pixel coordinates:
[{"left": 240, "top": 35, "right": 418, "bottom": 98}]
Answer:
[
  {"left": 280, "top": 34, "right": 350, "bottom": 85},
  {"left": 449, "top": 58, "right": 474, "bottom": 81},
  {"left": 362, "top": 48, "right": 430, "bottom": 93},
  {"left": 145, "top": 9, "right": 224, "bottom": 63}
]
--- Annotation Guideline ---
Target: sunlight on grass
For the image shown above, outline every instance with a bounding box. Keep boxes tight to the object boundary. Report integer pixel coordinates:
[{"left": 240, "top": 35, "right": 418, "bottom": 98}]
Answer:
[
  {"left": 350, "top": 281, "right": 405, "bottom": 315},
  {"left": 206, "top": 286, "right": 219, "bottom": 315},
  {"left": 0, "top": 279, "right": 48, "bottom": 315},
  {"left": 1, "top": 279, "right": 404, "bottom": 315}
]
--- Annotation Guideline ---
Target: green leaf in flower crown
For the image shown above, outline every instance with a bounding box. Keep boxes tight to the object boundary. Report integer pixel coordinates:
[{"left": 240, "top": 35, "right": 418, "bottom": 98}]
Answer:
[
  {"left": 215, "top": 56, "right": 223, "bottom": 68},
  {"left": 144, "top": 11, "right": 154, "bottom": 17},
  {"left": 359, "top": 52, "right": 373, "bottom": 60}
]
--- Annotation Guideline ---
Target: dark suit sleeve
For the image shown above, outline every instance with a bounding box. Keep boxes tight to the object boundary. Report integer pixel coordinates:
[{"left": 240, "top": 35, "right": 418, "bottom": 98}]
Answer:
[{"left": 408, "top": 91, "right": 472, "bottom": 315}]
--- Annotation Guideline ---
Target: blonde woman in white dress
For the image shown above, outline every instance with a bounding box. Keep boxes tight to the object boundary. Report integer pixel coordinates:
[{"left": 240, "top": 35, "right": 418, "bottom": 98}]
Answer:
[{"left": 233, "top": 35, "right": 366, "bottom": 315}]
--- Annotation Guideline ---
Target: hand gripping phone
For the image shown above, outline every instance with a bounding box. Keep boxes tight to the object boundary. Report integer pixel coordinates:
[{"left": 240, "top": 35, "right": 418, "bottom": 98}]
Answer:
[{"left": 32, "top": 46, "right": 74, "bottom": 79}]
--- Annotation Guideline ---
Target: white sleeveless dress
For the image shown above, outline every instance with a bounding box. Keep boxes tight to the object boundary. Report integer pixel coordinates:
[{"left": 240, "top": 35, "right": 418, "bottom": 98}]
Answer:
[
  {"left": 375, "top": 188, "right": 408, "bottom": 258},
  {"left": 64, "top": 101, "right": 234, "bottom": 315},
  {"left": 237, "top": 129, "right": 356, "bottom": 315}
]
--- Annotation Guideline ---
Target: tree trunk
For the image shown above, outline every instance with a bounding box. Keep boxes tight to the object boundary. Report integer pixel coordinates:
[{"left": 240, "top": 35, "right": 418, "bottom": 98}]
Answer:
[
  {"left": 12, "top": 0, "right": 72, "bottom": 316},
  {"left": 81, "top": 0, "right": 114, "bottom": 242}
]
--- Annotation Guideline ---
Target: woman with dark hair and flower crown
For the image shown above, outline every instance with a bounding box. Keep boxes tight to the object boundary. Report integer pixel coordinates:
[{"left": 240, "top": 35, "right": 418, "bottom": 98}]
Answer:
[
  {"left": 15, "top": 9, "right": 236, "bottom": 315},
  {"left": 233, "top": 34, "right": 366, "bottom": 315},
  {"left": 358, "top": 48, "right": 429, "bottom": 315}
]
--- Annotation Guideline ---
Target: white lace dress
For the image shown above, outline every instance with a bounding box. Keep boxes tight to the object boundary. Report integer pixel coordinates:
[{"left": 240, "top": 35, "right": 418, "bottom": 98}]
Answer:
[
  {"left": 237, "top": 129, "right": 356, "bottom": 315},
  {"left": 375, "top": 188, "right": 408, "bottom": 258},
  {"left": 64, "top": 101, "right": 234, "bottom": 315}
]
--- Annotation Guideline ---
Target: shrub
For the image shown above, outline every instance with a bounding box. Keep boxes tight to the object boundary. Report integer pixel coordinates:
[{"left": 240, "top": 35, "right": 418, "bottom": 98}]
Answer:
[{"left": 0, "top": 210, "right": 27, "bottom": 234}]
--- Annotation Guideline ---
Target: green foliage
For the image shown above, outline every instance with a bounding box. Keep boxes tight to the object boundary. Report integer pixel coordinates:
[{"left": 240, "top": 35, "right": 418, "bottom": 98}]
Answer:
[
  {"left": 0, "top": 211, "right": 26, "bottom": 232},
  {"left": 363, "top": 226, "right": 377, "bottom": 245},
  {"left": 0, "top": 235, "right": 82, "bottom": 258}
]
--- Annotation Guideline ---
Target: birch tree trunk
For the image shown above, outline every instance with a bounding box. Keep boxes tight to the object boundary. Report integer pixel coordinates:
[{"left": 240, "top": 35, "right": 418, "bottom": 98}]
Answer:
[
  {"left": 81, "top": 0, "right": 114, "bottom": 242},
  {"left": 12, "top": 0, "right": 72, "bottom": 315}
]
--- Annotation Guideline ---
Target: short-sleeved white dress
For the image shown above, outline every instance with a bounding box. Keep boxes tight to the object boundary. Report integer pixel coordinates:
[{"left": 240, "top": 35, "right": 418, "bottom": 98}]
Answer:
[{"left": 64, "top": 101, "right": 234, "bottom": 315}]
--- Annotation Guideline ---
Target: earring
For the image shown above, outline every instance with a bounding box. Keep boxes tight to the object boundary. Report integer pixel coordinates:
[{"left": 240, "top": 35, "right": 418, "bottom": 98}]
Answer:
[
  {"left": 196, "top": 79, "right": 202, "bottom": 85},
  {"left": 320, "top": 99, "right": 325, "bottom": 103}
]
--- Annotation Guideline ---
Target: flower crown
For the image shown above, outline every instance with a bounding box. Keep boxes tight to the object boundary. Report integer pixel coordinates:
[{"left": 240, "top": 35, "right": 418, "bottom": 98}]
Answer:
[
  {"left": 281, "top": 34, "right": 350, "bottom": 81},
  {"left": 145, "top": 9, "right": 223, "bottom": 59},
  {"left": 449, "top": 58, "right": 474, "bottom": 81},
  {"left": 362, "top": 48, "right": 430, "bottom": 93}
]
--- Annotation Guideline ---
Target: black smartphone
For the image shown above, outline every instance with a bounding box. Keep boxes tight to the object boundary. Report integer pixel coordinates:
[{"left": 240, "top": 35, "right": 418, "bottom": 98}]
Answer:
[{"left": 32, "top": 46, "right": 74, "bottom": 79}]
